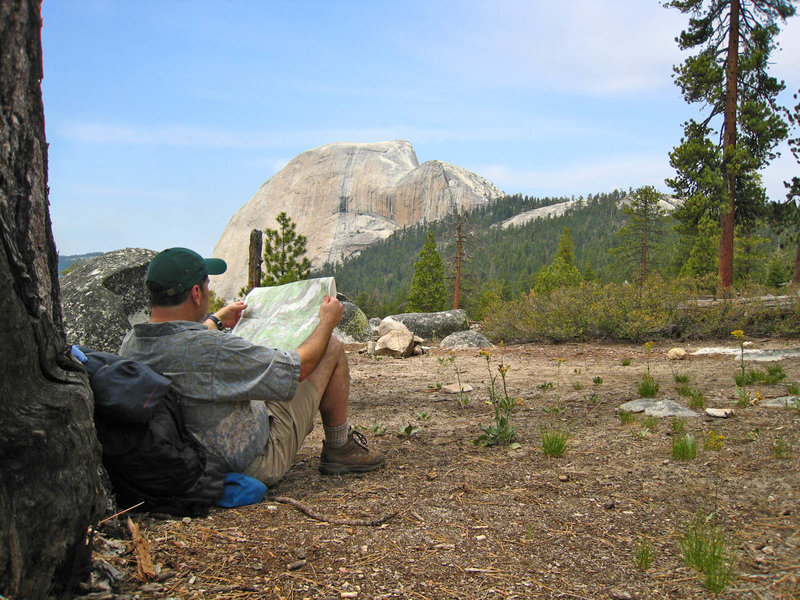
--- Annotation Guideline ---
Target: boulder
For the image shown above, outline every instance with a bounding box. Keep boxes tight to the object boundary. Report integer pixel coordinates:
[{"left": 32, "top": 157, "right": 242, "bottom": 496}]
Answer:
[
  {"left": 618, "top": 399, "right": 698, "bottom": 418},
  {"left": 386, "top": 309, "right": 469, "bottom": 340},
  {"left": 335, "top": 293, "right": 371, "bottom": 343},
  {"left": 377, "top": 316, "right": 411, "bottom": 338},
  {"left": 60, "top": 248, "right": 156, "bottom": 353},
  {"left": 667, "top": 348, "right": 687, "bottom": 360},
  {"left": 210, "top": 140, "right": 504, "bottom": 300},
  {"left": 440, "top": 330, "right": 492, "bottom": 349},
  {"left": 375, "top": 329, "right": 415, "bottom": 358}
]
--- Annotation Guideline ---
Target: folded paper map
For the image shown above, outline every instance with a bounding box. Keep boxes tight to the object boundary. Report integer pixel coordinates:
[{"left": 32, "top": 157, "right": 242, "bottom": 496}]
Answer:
[{"left": 231, "top": 277, "right": 336, "bottom": 350}]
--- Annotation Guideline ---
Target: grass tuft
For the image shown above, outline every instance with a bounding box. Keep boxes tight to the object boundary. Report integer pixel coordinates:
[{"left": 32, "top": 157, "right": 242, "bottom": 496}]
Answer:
[
  {"left": 540, "top": 427, "right": 569, "bottom": 457},
  {"left": 672, "top": 433, "right": 697, "bottom": 460}
]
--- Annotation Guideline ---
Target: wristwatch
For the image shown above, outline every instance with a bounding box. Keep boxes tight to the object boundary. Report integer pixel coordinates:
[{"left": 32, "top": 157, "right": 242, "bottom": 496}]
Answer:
[{"left": 206, "top": 315, "right": 224, "bottom": 330}]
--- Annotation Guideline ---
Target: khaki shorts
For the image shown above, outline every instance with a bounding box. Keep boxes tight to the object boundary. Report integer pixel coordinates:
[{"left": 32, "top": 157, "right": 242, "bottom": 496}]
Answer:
[{"left": 243, "top": 380, "right": 322, "bottom": 486}]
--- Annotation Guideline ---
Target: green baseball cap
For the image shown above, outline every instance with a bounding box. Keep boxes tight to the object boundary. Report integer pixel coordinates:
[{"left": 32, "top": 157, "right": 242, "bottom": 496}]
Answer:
[{"left": 146, "top": 247, "right": 227, "bottom": 296}]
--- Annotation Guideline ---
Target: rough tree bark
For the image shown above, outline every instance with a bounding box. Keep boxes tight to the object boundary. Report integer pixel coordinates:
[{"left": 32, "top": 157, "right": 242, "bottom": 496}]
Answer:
[
  {"left": 0, "top": 1, "right": 103, "bottom": 598},
  {"left": 720, "top": 0, "right": 740, "bottom": 288},
  {"left": 247, "top": 228, "right": 263, "bottom": 293}
]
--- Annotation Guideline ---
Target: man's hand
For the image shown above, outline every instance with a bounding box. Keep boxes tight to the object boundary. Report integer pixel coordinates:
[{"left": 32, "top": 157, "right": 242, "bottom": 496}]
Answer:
[
  {"left": 215, "top": 301, "right": 247, "bottom": 329},
  {"left": 318, "top": 295, "right": 343, "bottom": 328}
]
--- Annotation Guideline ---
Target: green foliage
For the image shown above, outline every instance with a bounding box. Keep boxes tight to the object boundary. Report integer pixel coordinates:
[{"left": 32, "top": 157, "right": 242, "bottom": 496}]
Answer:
[
  {"left": 619, "top": 410, "right": 636, "bottom": 425},
  {"left": 674, "top": 373, "right": 690, "bottom": 384},
  {"left": 679, "top": 216, "right": 719, "bottom": 280},
  {"left": 407, "top": 229, "right": 448, "bottom": 312},
  {"left": 540, "top": 427, "right": 569, "bottom": 457},
  {"left": 397, "top": 423, "right": 420, "bottom": 436},
  {"left": 474, "top": 351, "right": 519, "bottom": 447},
  {"left": 207, "top": 288, "right": 226, "bottom": 313},
  {"left": 687, "top": 389, "right": 706, "bottom": 409},
  {"left": 772, "top": 435, "right": 794, "bottom": 458},
  {"left": 260, "top": 212, "right": 311, "bottom": 286},
  {"left": 610, "top": 186, "right": 669, "bottom": 282},
  {"left": 634, "top": 539, "right": 654, "bottom": 571},
  {"left": 638, "top": 374, "right": 659, "bottom": 398},
  {"left": 482, "top": 278, "right": 800, "bottom": 343},
  {"left": 666, "top": 0, "right": 795, "bottom": 288},
  {"left": 679, "top": 511, "right": 738, "bottom": 595},
  {"left": 533, "top": 227, "right": 583, "bottom": 295}
]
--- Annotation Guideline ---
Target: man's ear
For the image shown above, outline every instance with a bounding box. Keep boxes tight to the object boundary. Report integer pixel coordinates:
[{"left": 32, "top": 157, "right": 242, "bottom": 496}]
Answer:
[{"left": 190, "top": 284, "right": 203, "bottom": 306}]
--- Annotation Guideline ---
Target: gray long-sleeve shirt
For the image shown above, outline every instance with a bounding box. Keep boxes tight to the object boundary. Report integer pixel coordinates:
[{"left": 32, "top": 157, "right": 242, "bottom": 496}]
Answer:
[{"left": 120, "top": 321, "right": 300, "bottom": 472}]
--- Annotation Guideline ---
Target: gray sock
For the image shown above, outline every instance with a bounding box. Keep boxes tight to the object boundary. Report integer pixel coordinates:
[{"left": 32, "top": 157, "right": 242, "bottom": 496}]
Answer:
[{"left": 324, "top": 420, "right": 350, "bottom": 448}]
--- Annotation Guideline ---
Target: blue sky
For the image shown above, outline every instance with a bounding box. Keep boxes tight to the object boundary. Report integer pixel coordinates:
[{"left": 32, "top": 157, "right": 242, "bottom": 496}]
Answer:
[{"left": 41, "top": 0, "right": 800, "bottom": 258}]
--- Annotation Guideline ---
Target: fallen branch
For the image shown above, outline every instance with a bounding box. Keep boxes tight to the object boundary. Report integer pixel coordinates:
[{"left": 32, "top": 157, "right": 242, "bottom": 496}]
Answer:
[
  {"left": 127, "top": 517, "right": 156, "bottom": 581},
  {"left": 271, "top": 496, "right": 395, "bottom": 526}
]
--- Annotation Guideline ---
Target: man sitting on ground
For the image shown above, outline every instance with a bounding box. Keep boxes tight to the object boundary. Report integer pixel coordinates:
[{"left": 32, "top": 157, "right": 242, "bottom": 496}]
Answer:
[{"left": 119, "top": 247, "right": 385, "bottom": 485}]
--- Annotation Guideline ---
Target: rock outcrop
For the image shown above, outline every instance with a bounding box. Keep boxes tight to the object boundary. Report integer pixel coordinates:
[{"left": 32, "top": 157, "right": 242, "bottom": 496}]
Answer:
[
  {"left": 211, "top": 141, "right": 503, "bottom": 300},
  {"left": 60, "top": 248, "right": 155, "bottom": 353},
  {"left": 385, "top": 310, "right": 470, "bottom": 341}
]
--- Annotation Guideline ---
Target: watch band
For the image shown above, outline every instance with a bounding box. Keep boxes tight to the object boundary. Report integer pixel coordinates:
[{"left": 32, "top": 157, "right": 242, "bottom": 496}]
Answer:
[{"left": 206, "top": 315, "right": 224, "bottom": 330}]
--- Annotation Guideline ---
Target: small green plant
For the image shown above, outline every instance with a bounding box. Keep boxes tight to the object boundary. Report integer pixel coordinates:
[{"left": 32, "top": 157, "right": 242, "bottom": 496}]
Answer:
[
  {"left": 537, "top": 381, "right": 554, "bottom": 390},
  {"left": 587, "top": 392, "right": 601, "bottom": 404},
  {"left": 679, "top": 512, "right": 738, "bottom": 595},
  {"left": 735, "top": 385, "right": 751, "bottom": 408},
  {"left": 786, "top": 382, "right": 800, "bottom": 395},
  {"left": 427, "top": 383, "right": 442, "bottom": 390},
  {"left": 572, "top": 381, "right": 585, "bottom": 391},
  {"left": 592, "top": 376, "right": 603, "bottom": 385},
  {"left": 687, "top": 389, "right": 706, "bottom": 409},
  {"left": 638, "top": 374, "right": 659, "bottom": 398},
  {"left": 634, "top": 426, "right": 651, "bottom": 440},
  {"left": 772, "top": 435, "right": 794, "bottom": 459},
  {"left": 619, "top": 410, "right": 636, "bottom": 425},
  {"left": 540, "top": 427, "right": 569, "bottom": 457},
  {"left": 746, "top": 428, "right": 760, "bottom": 442},
  {"left": 415, "top": 410, "right": 431, "bottom": 421},
  {"left": 642, "top": 415, "right": 658, "bottom": 430},
  {"left": 474, "top": 350, "right": 519, "bottom": 447},
  {"left": 765, "top": 364, "right": 786, "bottom": 384},
  {"left": 674, "top": 373, "right": 690, "bottom": 384},
  {"left": 672, "top": 433, "right": 697, "bottom": 460},
  {"left": 634, "top": 539, "right": 654, "bottom": 571},
  {"left": 793, "top": 398, "right": 800, "bottom": 414},
  {"left": 370, "top": 422, "right": 387, "bottom": 436},
  {"left": 672, "top": 418, "right": 686, "bottom": 435},
  {"left": 542, "top": 405, "right": 567, "bottom": 416},
  {"left": 621, "top": 357, "right": 632, "bottom": 366},
  {"left": 397, "top": 423, "right": 420, "bottom": 436}
]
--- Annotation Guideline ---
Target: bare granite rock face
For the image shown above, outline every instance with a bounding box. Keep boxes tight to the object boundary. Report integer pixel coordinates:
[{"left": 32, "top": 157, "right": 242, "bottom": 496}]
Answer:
[
  {"left": 60, "top": 248, "right": 155, "bottom": 353},
  {"left": 211, "top": 140, "right": 503, "bottom": 300}
]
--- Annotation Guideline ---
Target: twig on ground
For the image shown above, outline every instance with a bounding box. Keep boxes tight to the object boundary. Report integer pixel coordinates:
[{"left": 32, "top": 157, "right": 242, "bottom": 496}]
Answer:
[{"left": 271, "top": 495, "right": 395, "bottom": 526}]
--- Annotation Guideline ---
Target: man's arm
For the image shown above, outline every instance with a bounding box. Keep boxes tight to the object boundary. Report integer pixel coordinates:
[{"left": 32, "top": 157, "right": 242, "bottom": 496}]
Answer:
[
  {"left": 296, "top": 295, "right": 342, "bottom": 380},
  {"left": 204, "top": 301, "right": 247, "bottom": 330}
]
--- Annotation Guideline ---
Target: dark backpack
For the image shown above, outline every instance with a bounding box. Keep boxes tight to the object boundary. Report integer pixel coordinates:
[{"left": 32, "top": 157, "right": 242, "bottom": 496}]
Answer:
[{"left": 77, "top": 346, "right": 227, "bottom": 517}]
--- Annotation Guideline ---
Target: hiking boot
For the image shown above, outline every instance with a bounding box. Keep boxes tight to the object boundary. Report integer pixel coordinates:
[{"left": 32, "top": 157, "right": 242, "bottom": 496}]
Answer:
[{"left": 319, "top": 429, "right": 386, "bottom": 475}]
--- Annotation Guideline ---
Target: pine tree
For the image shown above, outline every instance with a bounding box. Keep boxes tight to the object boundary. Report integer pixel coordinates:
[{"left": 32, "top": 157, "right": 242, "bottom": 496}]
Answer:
[
  {"left": 260, "top": 212, "right": 312, "bottom": 287},
  {"left": 407, "top": 229, "right": 448, "bottom": 312},
  {"left": 772, "top": 89, "right": 800, "bottom": 284},
  {"left": 609, "top": 186, "right": 668, "bottom": 283},
  {"left": 666, "top": 0, "right": 795, "bottom": 287},
  {"left": 533, "top": 227, "right": 582, "bottom": 294}
]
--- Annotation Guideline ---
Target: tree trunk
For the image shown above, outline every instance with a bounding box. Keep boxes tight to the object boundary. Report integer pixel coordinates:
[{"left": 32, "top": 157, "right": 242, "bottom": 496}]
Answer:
[
  {"left": 453, "top": 220, "right": 462, "bottom": 310},
  {"left": 793, "top": 239, "right": 800, "bottom": 286},
  {"left": 0, "top": 1, "right": 103, "bottom": 598},
  {"left": 247, "top": 228, "right": 263, "bottom": 293},
  {"left": 719, "top": 0, "right": 739, "bottom": 288}
]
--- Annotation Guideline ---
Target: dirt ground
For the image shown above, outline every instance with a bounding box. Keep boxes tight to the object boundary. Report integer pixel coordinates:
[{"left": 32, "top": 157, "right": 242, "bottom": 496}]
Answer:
[{"left": 90, "top": 338, "right": 800, "bottom": 600}]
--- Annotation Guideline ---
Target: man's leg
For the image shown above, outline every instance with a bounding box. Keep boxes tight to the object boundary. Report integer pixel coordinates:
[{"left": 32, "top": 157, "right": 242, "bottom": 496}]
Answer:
[
  {"left": 306, "top": 336, "right": 385, "bottom": 475},
  {"left": 304, "top": 335, "right": 349, "bottom": 427}
]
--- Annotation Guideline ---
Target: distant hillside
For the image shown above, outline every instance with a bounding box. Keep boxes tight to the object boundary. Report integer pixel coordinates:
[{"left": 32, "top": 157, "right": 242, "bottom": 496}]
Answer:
[
  {"left": 58, "top": 252, "right": 103, "bottom": 274},
  {"left": 314, "top": 190, "right": 649, "bottom": 317}
]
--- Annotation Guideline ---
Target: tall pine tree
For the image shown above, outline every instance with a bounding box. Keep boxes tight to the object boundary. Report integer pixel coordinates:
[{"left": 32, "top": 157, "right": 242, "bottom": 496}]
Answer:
[
  {"left": 666, "top": 0, "right": 795, "bottom": 287},
  {"left": 260, "top": 212, "right": 312, "bottom": 286},
  {"left": 610, "top": 186, "right": 669, "bottom": 283},
  {"left": 407, "top": 229, "right": 448, "bottom": 312}
]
